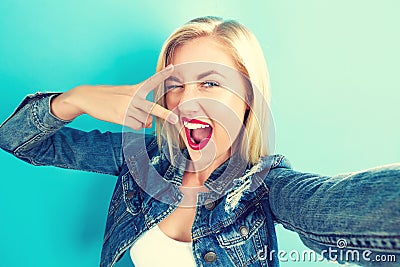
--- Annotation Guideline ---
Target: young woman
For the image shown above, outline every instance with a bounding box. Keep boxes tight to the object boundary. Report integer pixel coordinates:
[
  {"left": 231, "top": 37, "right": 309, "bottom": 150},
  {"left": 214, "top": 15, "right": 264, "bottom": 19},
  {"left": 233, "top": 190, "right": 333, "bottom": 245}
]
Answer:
[{"left": 0, "top": 16, "right": 399, "bottom": 267}]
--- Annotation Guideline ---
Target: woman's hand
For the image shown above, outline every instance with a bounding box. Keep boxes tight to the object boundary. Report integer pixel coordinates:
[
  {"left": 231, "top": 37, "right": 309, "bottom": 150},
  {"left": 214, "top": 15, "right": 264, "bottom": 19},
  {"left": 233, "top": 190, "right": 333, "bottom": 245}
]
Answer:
[{"left": 51, "top": 65, "right": 178, "bottom": 130}]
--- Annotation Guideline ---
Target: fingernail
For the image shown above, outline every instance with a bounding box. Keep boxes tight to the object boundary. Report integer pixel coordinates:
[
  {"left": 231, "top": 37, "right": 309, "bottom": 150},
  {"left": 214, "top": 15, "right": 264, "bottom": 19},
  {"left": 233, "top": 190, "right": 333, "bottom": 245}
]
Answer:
[{"left": 167, "top": 113, "right": 179, "bottom": 124}]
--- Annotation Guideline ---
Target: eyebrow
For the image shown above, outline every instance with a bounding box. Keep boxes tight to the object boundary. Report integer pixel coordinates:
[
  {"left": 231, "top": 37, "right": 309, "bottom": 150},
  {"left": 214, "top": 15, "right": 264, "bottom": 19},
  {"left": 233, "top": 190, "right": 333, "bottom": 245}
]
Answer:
[
  {"left": 165, "top": 76, "right": 181, "bottom": 83},
  {"left": 165, "top": 70, "right": 226, "bottom": 83},
  {"left": 197, "top": 70, "right": 226, "bottom": 80}
]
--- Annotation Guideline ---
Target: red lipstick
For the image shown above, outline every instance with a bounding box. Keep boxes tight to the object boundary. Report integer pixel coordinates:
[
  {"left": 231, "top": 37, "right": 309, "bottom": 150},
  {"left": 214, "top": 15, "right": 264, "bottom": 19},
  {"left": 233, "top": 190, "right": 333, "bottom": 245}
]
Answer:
[{"left": 182, "top": 117, "right": 213, "bottom": 150}]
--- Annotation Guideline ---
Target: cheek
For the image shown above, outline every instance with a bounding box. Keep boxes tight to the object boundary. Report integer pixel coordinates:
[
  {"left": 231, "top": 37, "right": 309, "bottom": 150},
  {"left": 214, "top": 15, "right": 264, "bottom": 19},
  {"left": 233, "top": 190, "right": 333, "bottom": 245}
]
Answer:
[
  {"left": 211, "top": 102, "right": 246, "bottom": 144},
  {"left": 165, "top": 93, "right": 180, "bottom": 110},
  {"left": 224, "top": 95, "right": 248, "bottom": 121}
]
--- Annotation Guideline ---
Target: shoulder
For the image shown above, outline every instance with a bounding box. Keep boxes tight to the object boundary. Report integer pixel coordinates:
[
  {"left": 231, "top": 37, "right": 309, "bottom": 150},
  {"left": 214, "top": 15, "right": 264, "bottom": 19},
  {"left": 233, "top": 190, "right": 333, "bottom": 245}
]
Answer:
[
  {"left": 121, "top": 133, "right": 158, "bottom": 157},
  {"left": 252, "top": 154, "right": 293, "bottom": 174},
  {"left": 246, "top": 154, "right": 293, "bottom": 189},
  {"left": 120, "top": 133, "right": 172, "bottom": 175}
]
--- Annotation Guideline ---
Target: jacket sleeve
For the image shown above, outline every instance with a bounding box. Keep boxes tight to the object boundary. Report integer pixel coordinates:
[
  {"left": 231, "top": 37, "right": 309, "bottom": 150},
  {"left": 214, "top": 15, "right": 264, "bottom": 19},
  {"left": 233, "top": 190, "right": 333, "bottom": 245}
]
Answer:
[
  {"left": 0, "top": 92, "right": 124, "bottom": 176},
  {"left": 267, "top": 164, "right": 400, "bottom": 265}
]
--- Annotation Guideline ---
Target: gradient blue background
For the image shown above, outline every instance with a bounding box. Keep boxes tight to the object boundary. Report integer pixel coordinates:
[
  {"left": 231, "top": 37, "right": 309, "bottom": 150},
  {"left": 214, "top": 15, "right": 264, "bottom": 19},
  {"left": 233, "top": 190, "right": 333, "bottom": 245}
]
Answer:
[{"left": 0, "top": 1, "right": 399, "bottom": 266}]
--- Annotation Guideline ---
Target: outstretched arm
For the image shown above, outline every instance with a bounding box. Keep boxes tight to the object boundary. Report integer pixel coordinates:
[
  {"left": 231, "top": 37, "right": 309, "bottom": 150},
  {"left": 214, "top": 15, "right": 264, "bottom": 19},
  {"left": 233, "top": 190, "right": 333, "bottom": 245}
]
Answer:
[{"left": 267, "top": 164, "right": 400, "bottom": 266}]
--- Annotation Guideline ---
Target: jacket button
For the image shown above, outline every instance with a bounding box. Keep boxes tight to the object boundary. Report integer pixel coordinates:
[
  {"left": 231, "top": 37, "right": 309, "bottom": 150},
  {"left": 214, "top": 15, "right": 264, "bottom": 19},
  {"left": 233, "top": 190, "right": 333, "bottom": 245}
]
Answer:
[
  {"left": 126, "top": 191, "right": 135, "bottom": 200},
  {"left": 204, "top": 251, "right": 217, "bottom": 263},
  {"left": 204, "top": 199, "right": 216, "bottom": 210},
  {"left": 239, "top": 226, "right": 249, "bottom": 237}
]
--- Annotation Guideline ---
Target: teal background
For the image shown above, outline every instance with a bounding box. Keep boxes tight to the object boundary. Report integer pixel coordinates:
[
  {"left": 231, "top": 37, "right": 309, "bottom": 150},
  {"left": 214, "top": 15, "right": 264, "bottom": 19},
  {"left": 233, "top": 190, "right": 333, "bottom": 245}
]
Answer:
[{"left": 0, "top": 0, "right": 399, "bottom": 266}]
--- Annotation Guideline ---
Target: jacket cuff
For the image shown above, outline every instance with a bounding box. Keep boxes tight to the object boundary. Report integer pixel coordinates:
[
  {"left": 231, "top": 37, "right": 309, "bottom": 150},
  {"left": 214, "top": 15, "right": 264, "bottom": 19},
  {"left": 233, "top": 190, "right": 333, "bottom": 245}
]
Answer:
[{"left": 30, "top": 92, "right": 72, "bottom": 131}]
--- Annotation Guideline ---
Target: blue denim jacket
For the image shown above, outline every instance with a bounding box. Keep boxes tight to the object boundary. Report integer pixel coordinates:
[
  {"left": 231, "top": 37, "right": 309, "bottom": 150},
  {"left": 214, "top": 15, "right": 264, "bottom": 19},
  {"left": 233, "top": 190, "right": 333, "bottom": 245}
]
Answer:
[{"left": 0, "top": 92, "right": 399, "bottom": 267}]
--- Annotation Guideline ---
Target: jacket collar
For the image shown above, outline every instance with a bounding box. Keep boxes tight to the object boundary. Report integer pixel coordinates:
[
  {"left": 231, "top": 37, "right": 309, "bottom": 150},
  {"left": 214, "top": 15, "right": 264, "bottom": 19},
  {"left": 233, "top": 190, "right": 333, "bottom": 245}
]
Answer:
[{"left": 161, "top": 147, "right": 291, "bottom": 195}]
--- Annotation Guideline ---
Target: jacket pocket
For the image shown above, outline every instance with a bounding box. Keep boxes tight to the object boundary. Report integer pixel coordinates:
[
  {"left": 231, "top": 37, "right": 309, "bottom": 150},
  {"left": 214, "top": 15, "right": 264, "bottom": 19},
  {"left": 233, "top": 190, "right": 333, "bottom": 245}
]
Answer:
[
  {"left": 121, "top": 171, "right": 142, "bottom": 215},
  {"left": 215, "top": 203, "right": 270, "bottom": 267}
]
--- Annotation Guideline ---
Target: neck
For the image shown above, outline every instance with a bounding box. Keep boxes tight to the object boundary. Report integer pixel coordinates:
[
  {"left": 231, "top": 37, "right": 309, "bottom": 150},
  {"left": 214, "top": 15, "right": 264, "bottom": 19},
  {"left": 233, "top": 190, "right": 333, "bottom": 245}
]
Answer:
[{"left": 182, "top": 150, "right": 230, "bottom": 187}]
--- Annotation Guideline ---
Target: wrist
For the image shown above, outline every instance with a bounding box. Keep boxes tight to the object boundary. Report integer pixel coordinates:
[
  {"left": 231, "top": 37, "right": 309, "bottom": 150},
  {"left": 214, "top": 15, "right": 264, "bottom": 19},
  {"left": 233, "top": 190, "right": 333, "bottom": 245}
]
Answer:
[{"left": 50, "top": 89, "right": 83, "bottom": 121}]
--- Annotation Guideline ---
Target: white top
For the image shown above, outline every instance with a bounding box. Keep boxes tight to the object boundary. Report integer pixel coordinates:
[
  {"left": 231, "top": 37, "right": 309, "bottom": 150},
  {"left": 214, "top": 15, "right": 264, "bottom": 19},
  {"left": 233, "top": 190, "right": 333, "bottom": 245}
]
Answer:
[{"left": 130, "top": 225, "right": 197, "bottom": 267}]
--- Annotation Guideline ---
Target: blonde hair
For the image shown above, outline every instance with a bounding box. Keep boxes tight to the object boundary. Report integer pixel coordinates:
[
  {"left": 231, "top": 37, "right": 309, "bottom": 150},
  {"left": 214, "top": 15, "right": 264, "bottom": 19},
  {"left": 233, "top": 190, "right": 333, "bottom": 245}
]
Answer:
[{"left": 154, "top": 16, "right": 271, "bottom": 164}]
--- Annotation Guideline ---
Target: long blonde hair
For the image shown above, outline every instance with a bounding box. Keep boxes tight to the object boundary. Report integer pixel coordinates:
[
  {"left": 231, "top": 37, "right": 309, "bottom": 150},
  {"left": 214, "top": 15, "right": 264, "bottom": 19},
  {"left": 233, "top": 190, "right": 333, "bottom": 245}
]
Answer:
[{"left": 154, "top": 16, "right": 271, "bottom": 164}]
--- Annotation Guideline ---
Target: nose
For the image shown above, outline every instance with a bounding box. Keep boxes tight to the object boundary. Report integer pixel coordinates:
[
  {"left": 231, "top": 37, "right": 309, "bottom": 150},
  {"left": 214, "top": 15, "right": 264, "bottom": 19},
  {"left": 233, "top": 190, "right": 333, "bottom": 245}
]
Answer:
[{"left": 177, "top": 83, "right": 202, "bottom": 116}]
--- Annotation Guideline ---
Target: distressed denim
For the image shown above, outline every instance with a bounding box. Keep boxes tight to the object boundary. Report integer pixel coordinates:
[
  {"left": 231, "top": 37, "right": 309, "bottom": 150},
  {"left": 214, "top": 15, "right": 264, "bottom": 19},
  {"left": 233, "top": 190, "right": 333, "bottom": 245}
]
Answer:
[{"left": 0, "top": 92, "right": 399, "bottom": 267}]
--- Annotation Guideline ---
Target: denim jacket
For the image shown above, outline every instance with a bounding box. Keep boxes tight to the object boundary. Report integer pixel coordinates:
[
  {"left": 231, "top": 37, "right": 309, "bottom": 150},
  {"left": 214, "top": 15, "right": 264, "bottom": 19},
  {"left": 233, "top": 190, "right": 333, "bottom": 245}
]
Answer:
[{"left": 0, "top": 92, "right": 399, "bottom": 267}]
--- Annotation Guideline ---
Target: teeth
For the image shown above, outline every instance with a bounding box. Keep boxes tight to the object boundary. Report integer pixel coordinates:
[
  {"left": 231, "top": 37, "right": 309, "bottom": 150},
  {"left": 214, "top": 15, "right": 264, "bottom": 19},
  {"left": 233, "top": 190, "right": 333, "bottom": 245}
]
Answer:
[{"left": 183, "top": 121, "right": 210, "bottom": 130}]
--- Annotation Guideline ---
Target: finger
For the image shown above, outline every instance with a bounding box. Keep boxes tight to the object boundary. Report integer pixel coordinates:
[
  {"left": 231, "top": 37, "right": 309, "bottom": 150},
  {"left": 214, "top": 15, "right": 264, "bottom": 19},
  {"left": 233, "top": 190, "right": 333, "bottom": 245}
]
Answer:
[
  {"left": 145, "top": 116, "right": 153, "bottom": 127},
  {"left": 150, "top": 104, "right": 179, "bottom": 124},
  {"left": 124, "top": 116, "right": 145, "bottom": 131},
  {"left": 137, "top": 64, "right": 174, "bottom": 97},
  {"left": 144, "top": 119, "right": 153, "bottom": 128},
  {"left": 127, "top": 106, "right": 153, "bottom": 124},
  {"left": 135, "top": 99, "right": 178, "bottom": 124}
]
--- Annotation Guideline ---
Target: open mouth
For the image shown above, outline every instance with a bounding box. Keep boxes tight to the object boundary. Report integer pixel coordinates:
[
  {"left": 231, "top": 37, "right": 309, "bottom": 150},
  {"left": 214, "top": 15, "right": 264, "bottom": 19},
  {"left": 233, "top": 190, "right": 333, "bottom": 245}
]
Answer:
[{"left": 182, "top": 117, "right": 213, "bottom": 150}]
